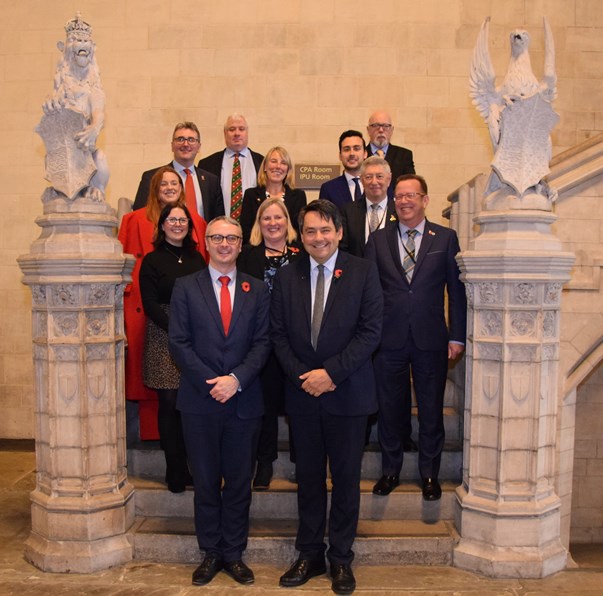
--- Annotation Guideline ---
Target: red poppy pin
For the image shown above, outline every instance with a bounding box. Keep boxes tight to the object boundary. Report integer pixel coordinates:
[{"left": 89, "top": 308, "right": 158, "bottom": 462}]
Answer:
[
  {"left": 334, "top": 269, "right": 343, "bottom": 279},
  {"left": 289, "top": 246, "right": 300, "bottom": 253},
  {"left": 242, "top": 281, "right": 251, "bottom": 292}
]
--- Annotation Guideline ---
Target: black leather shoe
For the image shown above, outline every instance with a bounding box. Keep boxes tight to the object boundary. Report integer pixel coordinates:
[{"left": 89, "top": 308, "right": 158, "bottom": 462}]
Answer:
[
  {"left": 372, "top": 474, "right": 399, "bottom": 496},
  {"left": 422, "top": 477, "right": 442, "bottom": 501},
  {"left": 223, "top": 559, "right": 254, "bottom": 585},
  {"left": 253, "top": 461, "right": 273, "bottom": 490},
  {"left": 279, "top": 557, "right": 327, "bottom": 587},
  {"left": 192, "top": 554, "right": 223, "bottom": 586},
  {"left": 403, "top": 437, "right": 418, "bottom": 452},
  {"left": 331, "top": 563, "right": 356, "bottom": 595}
]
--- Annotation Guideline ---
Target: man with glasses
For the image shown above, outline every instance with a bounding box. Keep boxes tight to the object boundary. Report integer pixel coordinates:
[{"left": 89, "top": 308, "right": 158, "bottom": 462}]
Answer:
[
  {"left": 319, "top": 129, "right": 367, "bottom": 208},
  {"left": 366, "top": 111, "right": 415, "bottom": 197},
  {"left": 198, "top": 114, "right": 264, "bottom": 217},
  {"left": 365, "top": 174, "right": 466, "bottom": 502},
  {"left": 169, "top": 216, "right": 270, "bottom": 587},
  {"left": 340, "top": 155, "right": 396, "bottom": 258},
  {"left": 133, "top": 121, "right": 224, "bottom": 221}
]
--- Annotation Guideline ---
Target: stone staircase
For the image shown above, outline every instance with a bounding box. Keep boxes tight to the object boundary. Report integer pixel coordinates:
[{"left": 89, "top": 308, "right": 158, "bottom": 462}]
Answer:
[{"left": 126, "top": 403, "right": 463, "bottom": 566}]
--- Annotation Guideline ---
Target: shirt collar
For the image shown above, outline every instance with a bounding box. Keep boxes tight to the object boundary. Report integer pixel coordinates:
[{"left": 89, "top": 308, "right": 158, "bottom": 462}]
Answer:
[
  {"left": 370, "top": 142, "right": 390, "bottom": 155},
  {"left": 398, "top": 218, "right": 426, "bottom": 236},
  {"left": 172, "top": 160, "right": 195, "bottom": 174},
  {"left": 225, "top": 147, "right": 251, "bottom": 158},
  {"left": 208, "top": 265, "right": 237, "bottom": 284},
  {"left": 309, "top": 249, "right": 339, "bottom": 274},
  {"left": 366, "top": 196, "right": 388, "bottom": 211}
]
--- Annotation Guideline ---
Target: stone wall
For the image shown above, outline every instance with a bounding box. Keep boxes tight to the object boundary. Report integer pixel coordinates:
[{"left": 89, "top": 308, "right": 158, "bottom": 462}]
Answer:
[{"left": 1, "top": 0, "right": 603, "bottom": 438}]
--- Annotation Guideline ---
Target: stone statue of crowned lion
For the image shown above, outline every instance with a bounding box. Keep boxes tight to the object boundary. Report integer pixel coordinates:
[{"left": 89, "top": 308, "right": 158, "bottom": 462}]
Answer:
[{"left": 38, "top": 12, "right": 109, "bottom": 201}]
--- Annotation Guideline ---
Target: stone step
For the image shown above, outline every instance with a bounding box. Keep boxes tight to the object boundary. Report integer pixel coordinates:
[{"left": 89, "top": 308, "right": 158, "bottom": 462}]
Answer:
[
  {"left": 132, "top": 477, "right": 457, "bottom": 521},
  {"left": 128, "top": 446, "right": 463, "bottom": 483},
  {"left": 129, "top": 515, "right": 457, "bottom": 566}
]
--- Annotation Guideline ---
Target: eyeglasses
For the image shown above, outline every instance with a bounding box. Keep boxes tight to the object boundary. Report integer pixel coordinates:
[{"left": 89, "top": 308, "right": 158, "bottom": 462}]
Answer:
[
  {"left": 206, "top": 234, "right": 242, "bottom": 245},
  {"left": 362, "top": 173, "right": 387, "bottom": 181},
  {"left": 368, "top": 123, "right": 393, "bottom": 130},
  {"left": 394, "top": 192, "right": 425, "bottom": 201},
  {"left": 173, "top": 136, "right": 200, "bottom": 144},
  {"left": 165, "top": 217, "right": 189, "bottom": 226}
]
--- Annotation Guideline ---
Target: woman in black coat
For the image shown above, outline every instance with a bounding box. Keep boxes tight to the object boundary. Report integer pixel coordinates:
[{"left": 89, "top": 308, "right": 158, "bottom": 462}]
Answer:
[
  {"left": 237, "top": 197, "right": 303, "bottom": 489},
  {"left": 239, "top": 145, "right": 307, "bottom": 244}
]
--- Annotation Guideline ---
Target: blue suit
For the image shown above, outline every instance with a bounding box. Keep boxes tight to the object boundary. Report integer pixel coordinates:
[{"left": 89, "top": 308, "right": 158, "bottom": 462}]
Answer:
[
  {"left": 365, "top": 219, "right": 466, "bottom": 480},
  {"left": 271, "top": 250, "right": 383, "bottom": 564},
  {"left": 169, "top": 268, "right": 270, "bottom": 562},
  {"left": 319, "top": 174, "right": 355, "bottom": 208}
]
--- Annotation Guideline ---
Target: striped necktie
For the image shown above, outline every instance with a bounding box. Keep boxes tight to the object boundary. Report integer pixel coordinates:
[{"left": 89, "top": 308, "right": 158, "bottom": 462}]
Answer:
[
  {"left": 230, "top": 153, "right": 243, "bottom": 220},
  {"left": 403, "top": 229, "right": 418, "bottom": 281}
]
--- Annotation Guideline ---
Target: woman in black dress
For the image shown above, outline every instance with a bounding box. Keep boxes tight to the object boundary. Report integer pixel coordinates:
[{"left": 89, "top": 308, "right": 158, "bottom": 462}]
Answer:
[
  {"left": 139, "top": 204, "right": 207, "bottom": 492},
  {"left": 239, "top": 146, "right": 307, "bottom": 244},
  {"left": 237, "top": 197, "right": 302, "bottom": 489}
]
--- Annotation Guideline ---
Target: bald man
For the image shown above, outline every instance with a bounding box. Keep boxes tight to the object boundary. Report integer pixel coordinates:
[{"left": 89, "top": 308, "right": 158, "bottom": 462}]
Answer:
[{"left": 366, "top": 110, "right": 415, "bottom": 197}]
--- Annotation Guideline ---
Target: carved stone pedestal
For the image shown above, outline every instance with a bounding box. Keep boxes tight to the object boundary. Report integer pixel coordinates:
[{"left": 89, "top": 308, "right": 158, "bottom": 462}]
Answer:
[
  {"left": 454, "top": 209, "right": 574, "bottom": 578},
  {"left": 18, "top": 196, "right": 135, "bottom": 573}
]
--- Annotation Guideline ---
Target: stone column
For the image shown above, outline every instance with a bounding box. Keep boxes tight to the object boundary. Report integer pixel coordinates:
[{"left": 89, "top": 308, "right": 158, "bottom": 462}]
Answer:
[
  {"left": 18, "top": 195, "right": 135, "bottom": 573},
  {"left": 454, "top": 209, "right": 574, "bottom": 577}
]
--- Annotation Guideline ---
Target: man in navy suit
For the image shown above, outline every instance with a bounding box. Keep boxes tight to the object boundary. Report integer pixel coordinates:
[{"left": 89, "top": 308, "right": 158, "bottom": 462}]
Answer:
[
  {"left": 366, "top": 111, "right": 415, "bottom": 198},
  {"left": 133, "top": 121, "right": 224, "bottom": 221},
  {"left": 341, "top": 155, "right": 397, "bottom": 258},
  {"left": 197, "top": 114, "right": 264, "bottom": 215},
  {"left": 365, "top": 174, "right": 466, "bottom": 501},
  {"left": 272, "top": 200, "right": 383, "bottom": 595},
  {"left": 319, "top": 130, "right": 367, "bottom": 208},
  {"left": 169, "top": 216, "right": 270, "bottom": 587}
]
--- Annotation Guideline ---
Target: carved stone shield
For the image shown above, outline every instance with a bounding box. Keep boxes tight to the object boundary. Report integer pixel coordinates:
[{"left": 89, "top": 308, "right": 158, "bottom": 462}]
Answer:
[
  {"left": 491, "top": 94, "right": 559, "bottom": 196},
  {"left": 36, "top": 108, "right": 96, "bottom": 200}
]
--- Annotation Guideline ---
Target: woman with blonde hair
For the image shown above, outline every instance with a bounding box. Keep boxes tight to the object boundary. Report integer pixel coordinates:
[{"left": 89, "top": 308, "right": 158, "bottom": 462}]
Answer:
[
  {"left": 238, "top": 197, "right": 302, "bottom": 488},
  {"left": 239, "top": 146, "right": 306, "bottom": 244}
]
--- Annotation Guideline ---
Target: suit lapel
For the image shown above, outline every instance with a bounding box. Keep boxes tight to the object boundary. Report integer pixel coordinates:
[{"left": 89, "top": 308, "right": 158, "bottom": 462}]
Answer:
[
  {"left": 296, "top": 256, "right": 313, "bottom": 335},
  {"left": 197, "top": 269, "right": 225, "bottom": 336},
  {"left": 322, "top": 251, "right": 348, "bottom": 322},
  {"left": 385, "top": 223, "right": 404, "bottom": 275},
  {"left": 229, "top": 275, "right": 248, "bottom": 335},
  {"left": 413, "top": 219, "right": 435, "bottom": 280}
]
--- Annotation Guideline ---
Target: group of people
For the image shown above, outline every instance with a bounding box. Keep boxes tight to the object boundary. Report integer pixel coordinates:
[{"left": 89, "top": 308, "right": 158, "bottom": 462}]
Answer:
[{"left": 117, "top": 110, "right": 466, "bottom": 595}]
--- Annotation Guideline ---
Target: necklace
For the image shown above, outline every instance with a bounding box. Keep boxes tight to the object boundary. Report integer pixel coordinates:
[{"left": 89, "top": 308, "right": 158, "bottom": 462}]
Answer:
[
  {"left": 164, "top": 244, "right": 183, "bottom": 264},
  {"left": 265, "top": 244, "right": 287, "bottom": 255},
  {"left": 265, "top": 189, "right": 286, "bottom": 200}
]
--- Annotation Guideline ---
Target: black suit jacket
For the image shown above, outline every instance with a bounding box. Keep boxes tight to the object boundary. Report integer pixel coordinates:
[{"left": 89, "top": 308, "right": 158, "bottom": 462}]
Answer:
[
  {"left": 132, "top": 163, "right": 225, "bottom": 221},
  {"left": 367, "top": 144, "right": 415, "bottom": 197},
  {"left": 364, "top": 219, "right": 466, "bottom": 352},
  {"left": 341, "top": 199, "right": 397, "bottom": 258},
  {"left": 271, "top": 251, "right": 383, "bottom": 417},
  {"left": 197, "top": 148, "right": 264, "bottom": 181},
  {"left": 319, "top": 174, "right": 354, "bottom": 208},
  {"left": 240, "top": 185, "right": 307, "bottom": 244}
]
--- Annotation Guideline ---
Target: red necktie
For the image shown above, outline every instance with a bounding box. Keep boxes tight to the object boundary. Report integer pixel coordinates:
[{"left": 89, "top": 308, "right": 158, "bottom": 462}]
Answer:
[
  {"left": 219, "top": 276, "right": 232, "bottom": 335},
  {"left": 230, "top": 153, "right": 243, "bottom": 220},
  {"left": 184, "top": 168, "right": 197, "bottom": 214}
]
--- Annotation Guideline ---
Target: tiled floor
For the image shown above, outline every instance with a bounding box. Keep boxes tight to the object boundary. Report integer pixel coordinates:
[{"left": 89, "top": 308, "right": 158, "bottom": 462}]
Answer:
[{"left": 1, "top": 444, "right": 602, "bottom": 595}]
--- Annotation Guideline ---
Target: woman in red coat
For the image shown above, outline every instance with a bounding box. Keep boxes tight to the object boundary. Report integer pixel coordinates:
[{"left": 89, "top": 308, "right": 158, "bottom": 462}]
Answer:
[{"left": 118, "top": 166, "right": 207, "bottom": 440}]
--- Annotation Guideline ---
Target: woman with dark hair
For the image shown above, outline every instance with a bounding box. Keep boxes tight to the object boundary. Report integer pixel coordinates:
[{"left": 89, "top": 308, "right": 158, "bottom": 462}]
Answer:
[
  {"left": 237, "top": 197, "right": 302, "bottom": 489},
  {"left": 139, "top": 203, "right": 207, "bottom": 492},
  {"left": 118, "top": 166, "right": 207, "bottom": 440},
  {"left": 239, "top": 146, "right": 307, "bottom": 244}
]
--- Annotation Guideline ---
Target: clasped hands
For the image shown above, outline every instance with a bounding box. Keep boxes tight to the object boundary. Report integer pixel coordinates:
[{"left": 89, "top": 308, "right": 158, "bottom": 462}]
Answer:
[
  {"left": 299, "top": 368, "right": 336, "bottom": 397},
  {"left": 206, "top": 375, "right": 239, "bottom": 403}
]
